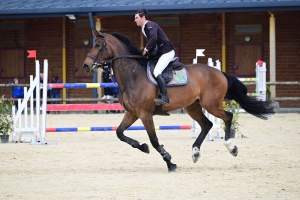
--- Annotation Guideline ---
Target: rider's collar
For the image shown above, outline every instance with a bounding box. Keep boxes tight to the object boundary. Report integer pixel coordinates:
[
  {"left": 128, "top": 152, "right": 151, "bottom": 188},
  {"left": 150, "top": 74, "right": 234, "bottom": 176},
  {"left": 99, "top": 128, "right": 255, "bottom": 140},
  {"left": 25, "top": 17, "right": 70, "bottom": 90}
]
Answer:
[{"left": 142, "top": 20, "right": 149, "bottom": 37}]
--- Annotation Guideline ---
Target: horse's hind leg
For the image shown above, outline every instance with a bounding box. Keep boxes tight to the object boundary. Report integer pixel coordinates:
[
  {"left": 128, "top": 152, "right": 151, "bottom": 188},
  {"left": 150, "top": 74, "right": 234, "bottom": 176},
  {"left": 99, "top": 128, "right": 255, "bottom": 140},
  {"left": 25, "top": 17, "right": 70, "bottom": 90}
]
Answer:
[
  {"left": 222, "top": 110, "right": 238, "bottom": 157},
  {"left": 184, "top": 100, "right": 213, "bottom": 163},
  {"left": 116, "top": 111, "right": 150, "bottom": 153},
  {"left": 206, "top": 105, "right": 238, "bottom": 157}
]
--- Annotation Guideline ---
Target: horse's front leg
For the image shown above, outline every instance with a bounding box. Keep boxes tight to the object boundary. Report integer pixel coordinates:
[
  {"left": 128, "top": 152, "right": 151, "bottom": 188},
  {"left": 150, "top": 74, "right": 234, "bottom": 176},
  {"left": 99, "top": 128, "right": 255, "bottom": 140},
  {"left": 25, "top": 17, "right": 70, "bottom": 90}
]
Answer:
[
  {"left": 116, "top": 111, "right": 149, "bottom": 153},
  {"left": 141, "top": 115, "right": 177, "bottom": 172}
]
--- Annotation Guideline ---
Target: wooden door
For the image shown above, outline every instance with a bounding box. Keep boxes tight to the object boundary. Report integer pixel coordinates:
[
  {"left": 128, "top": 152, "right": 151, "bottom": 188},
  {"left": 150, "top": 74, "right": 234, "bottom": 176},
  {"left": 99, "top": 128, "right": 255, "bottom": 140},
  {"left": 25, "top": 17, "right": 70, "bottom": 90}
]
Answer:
[
  {"left": 74, "top": 48, "right": 92, "bottom": 78},
  {"left": 234, "top": 45, "right": 262, "bottom": 77},
  {"left": 0, "top": 49, "right": 24, "bottom": 78}
]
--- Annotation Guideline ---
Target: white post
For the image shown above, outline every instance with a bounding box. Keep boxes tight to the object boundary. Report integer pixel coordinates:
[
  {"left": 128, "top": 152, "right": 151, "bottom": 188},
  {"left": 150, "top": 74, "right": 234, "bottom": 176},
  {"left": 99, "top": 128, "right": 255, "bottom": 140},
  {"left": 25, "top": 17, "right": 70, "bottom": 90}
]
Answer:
[
  {"left": 31, "top": 59, "right": 56, "bottom": 145},
  {"left": 35, "top": 60, "right": 41, "bottom": 142},
  {"left": 207, "top": 58, "right": 213, "bottom": 67},
  {"left": 256, "top": 61, "right": 267, "bottom": 101},
  {"left": 12, "top": 106, "right": 16, "bottom": 142},
  {"left": 30, "top": 75, "right": 34, "bottom": 128},
  {"left": 41, "top": 59, "right": 48, "bottom": 143},
  {"left": 23, "top": 88, "right": 27, "bottom": 128},
  {"left": 193, "top": 58, "right": 197, "bottom": 64}
]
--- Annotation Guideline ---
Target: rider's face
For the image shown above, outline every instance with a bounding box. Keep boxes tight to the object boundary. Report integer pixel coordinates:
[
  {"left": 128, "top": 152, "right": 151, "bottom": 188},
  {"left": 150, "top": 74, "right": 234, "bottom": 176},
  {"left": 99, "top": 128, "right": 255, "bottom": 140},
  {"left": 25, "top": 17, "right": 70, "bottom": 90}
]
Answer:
[{"left": 134, "top": 14, "right": 145, "bottom": 27}]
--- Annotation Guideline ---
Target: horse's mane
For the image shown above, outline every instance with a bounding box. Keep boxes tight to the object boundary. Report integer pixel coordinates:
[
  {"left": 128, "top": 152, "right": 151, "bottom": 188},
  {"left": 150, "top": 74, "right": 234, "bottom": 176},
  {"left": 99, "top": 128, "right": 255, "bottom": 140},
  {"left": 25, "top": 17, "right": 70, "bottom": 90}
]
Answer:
[{"left": 111, "top": 32, "right": 148, "bottom": 66}]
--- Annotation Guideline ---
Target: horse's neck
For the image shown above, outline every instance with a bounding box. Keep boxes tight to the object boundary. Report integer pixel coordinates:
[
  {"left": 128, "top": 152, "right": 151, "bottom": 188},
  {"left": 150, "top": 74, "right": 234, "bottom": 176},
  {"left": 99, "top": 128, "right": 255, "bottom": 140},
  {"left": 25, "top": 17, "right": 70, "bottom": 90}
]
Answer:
[
  {"left": 112, "top": 59, "right": 142, "bottom": 92},
  {"left": 109, "top": 39, "right": 145, "bottom": 93}
]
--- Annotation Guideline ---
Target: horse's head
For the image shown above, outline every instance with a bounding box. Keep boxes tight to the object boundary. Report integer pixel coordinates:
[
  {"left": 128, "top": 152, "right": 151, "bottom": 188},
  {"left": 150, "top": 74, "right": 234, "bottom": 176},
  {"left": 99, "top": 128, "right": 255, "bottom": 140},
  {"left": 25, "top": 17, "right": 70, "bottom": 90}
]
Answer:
[{"left": 82, "top": 28, "right": 112, "bottom": 73}]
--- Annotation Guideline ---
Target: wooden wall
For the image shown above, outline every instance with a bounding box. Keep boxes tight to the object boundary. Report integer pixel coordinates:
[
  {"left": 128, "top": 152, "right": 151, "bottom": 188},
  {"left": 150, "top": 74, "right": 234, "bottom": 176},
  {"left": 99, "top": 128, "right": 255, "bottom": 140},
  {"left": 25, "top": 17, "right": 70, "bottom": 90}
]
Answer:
[{"left": 0, "top": 11, "right": 299, "bottom": 107}]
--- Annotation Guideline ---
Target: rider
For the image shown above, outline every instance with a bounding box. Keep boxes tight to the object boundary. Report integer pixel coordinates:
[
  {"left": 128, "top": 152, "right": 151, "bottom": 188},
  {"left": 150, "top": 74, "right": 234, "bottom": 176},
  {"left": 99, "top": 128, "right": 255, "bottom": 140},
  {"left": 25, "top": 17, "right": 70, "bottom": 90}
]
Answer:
[{"left": 134, "top": 8, "right": 175, "bottom": 106}]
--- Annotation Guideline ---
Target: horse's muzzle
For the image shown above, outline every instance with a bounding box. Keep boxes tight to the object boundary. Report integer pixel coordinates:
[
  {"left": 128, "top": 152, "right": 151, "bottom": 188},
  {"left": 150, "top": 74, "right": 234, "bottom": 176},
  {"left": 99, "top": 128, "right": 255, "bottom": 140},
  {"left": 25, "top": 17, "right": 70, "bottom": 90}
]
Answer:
[{"left": 83, "top": 64, "right": 91, "bottom": 72}]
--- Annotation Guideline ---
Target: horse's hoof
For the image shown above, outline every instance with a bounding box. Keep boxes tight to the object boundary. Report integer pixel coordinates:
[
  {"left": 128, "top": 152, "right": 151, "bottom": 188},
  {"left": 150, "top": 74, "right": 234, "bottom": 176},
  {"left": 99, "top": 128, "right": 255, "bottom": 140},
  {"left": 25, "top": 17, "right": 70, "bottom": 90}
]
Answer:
[
  {"left": 140, "top": 143, "right": 150, "bottom": 154},
  {"left": 230, "top": 146, "right": 238, "bottom": 157},
  {"left": 168, "top": 163, "right": 177, "bottom": 173},
  {"left": 224, "top": 140, "right": 238, "bottom": 157},
  {"left": 192, "top": 147, "right": 200, "bottom": 163}
]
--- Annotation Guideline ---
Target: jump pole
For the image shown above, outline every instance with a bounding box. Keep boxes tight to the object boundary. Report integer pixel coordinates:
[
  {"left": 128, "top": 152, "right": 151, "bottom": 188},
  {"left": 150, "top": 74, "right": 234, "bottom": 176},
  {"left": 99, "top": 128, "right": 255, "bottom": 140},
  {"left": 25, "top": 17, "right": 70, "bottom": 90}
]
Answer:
[
  {"left": 46, "top": 103, "right": 124, "bottom": 111},
  {"left": 48, "top": 82, "right": 118, "bottom": 89},
  {"left": 46, "top": 125, "right": 192, "bottom": 132}
]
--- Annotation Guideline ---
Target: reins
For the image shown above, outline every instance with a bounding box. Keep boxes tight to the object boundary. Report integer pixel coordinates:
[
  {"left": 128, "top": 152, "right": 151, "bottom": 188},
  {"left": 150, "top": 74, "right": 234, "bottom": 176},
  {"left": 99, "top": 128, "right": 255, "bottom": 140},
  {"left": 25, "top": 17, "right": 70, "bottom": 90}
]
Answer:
[
  {"left": 87, "top": 53, "right": 143, "bottom": 69},
  {"left": 86, "top": 33, "right": 145, "bottom": 102},
  {"left": 120, "top": 63, "right": 139, "bottom": 95}
]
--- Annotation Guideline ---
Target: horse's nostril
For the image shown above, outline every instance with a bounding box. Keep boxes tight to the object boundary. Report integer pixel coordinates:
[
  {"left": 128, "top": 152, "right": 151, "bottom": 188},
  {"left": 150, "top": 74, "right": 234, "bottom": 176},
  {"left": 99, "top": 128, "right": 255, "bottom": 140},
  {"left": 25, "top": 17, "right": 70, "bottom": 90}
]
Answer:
[{"left": 83, "top": 64, "right": 90, "bottom": 72}]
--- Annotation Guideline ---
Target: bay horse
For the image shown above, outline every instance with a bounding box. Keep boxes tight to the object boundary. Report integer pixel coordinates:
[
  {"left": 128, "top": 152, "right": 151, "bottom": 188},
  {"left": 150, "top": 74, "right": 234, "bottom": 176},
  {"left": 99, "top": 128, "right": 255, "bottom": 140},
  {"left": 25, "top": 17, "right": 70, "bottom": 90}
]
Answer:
[{"left": 83, "top": 28, "right": 275, "bottom": 172}]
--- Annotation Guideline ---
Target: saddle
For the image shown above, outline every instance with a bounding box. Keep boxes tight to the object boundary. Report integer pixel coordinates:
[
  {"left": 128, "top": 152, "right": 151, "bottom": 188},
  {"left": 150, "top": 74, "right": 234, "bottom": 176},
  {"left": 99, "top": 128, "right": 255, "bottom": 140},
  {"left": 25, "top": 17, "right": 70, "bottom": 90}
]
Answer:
[{"left": 149, "top": 57, "right": 184, "bottom": 84}]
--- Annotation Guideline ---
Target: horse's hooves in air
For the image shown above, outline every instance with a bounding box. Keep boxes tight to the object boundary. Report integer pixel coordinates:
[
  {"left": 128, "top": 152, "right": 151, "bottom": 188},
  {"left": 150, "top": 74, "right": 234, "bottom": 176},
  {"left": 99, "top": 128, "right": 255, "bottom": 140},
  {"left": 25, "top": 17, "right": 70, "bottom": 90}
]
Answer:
[
  {"left": 192, "top": 147, "right": 200, "bottom": 163},
  {"left": 230, "top": 146, "right": 238, "bottom": 157},
  {"left": 168, "top": 163, "right": 177, "bottom": 173},
  {"left": 139, "top": 143, "right": 150, "bottom": 154}
]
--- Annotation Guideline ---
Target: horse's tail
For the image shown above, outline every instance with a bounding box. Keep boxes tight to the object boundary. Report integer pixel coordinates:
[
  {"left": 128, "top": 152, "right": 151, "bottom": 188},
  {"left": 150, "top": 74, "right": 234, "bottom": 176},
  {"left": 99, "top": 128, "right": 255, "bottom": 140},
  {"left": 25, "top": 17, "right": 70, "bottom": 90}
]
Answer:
[{"left": 222, "top": 72, "right": 276, "bottom": 120}]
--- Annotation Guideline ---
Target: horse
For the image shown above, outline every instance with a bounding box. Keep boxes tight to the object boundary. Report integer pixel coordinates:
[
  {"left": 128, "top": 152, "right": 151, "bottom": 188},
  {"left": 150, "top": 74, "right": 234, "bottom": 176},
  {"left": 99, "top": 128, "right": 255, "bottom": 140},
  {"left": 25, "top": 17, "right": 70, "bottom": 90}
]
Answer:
[{"left": 82, "top": 28, "right": 275, "bottom": 172}]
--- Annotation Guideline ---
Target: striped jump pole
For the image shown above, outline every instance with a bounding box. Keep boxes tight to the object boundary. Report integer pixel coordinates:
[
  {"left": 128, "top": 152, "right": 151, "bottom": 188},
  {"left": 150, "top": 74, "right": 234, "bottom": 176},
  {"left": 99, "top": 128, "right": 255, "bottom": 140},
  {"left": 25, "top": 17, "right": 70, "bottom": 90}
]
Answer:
[
  {"left": 48, "top": 83, "right": 118, "bottom": 89},
  {"left": 46, "top": 125, "right": 192, "bottom": 132},
  {"left": 47, "top": 103, "right": 124, "bottom": 111},
  {"left": 238, "top": 77, "right": 258, "bottom": 82}
]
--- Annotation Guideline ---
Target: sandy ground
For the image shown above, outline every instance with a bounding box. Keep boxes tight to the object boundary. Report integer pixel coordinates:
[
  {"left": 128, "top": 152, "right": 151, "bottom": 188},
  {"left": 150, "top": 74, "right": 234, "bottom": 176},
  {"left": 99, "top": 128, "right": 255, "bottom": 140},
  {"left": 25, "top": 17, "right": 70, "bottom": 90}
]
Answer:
[{"left": 0, "top": 112, "right": 300, "bottom": 199}]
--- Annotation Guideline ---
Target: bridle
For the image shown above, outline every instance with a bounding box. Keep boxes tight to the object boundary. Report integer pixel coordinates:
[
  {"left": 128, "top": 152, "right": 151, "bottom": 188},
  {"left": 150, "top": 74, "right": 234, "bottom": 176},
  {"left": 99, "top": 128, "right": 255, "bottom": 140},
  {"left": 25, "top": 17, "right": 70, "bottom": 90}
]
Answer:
[
  {"left": 86, "top": 33, "right": 144, "bottom": 95},
  {"left": 87, "top": 33, "right": 143, "bottom": 70}
]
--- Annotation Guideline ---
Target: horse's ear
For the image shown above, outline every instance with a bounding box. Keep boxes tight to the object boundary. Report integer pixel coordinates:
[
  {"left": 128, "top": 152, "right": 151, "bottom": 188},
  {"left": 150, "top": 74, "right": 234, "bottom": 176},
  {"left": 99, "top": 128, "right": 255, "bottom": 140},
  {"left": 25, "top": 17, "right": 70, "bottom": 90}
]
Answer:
[{"left": 91, "top": 28, "right": 100, "bottom": 37}]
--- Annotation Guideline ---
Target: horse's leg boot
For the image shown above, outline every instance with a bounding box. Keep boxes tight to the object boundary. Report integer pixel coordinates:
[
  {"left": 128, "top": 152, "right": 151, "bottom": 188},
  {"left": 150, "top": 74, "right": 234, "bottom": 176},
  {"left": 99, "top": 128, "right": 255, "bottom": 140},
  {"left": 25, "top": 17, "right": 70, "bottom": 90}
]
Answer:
[{"left": 154, "top": 74, "right": 170, "bottom": 106}]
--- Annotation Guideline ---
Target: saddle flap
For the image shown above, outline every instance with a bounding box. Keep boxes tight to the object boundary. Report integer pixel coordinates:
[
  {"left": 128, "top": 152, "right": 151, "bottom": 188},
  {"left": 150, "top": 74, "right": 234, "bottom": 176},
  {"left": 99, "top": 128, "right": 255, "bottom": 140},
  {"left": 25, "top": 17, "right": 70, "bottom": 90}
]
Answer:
[{"left": 149, "top": 57, "right": 185, "bottom": 83}]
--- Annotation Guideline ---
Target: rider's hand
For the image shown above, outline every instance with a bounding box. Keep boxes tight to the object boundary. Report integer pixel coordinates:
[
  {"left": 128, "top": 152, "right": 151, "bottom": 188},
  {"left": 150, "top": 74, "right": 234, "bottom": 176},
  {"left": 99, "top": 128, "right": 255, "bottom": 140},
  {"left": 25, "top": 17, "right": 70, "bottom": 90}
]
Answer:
[{"left": 142, "top": 49, "right": 148, "bottom": 56}]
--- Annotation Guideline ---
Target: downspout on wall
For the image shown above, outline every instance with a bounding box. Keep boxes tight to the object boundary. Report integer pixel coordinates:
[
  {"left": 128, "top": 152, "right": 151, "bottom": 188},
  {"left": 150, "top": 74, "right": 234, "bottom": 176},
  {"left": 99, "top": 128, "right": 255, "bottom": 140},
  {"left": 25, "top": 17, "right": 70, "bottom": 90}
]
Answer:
[
  {"left": 269, "top": 12, "right": 276, "bottom": 98},
  {"left": 62, "top": 17, "right": 67, "bottom": 103},
  {"left": 222, "top": 13, "right": 226, "bottom": 72}
]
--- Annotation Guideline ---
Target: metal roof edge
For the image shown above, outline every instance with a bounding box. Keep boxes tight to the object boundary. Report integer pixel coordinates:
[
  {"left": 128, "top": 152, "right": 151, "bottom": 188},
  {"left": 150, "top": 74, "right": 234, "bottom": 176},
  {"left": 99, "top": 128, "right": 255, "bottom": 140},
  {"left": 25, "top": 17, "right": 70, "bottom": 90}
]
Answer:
[{"left": 0, "top": 2, "right": 300, "bottom": 19}]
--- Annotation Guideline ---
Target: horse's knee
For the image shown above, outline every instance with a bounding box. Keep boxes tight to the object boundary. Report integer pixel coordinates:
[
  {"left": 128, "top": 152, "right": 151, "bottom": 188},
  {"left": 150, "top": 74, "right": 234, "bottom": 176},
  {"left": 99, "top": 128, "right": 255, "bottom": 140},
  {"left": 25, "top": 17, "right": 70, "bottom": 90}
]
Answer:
[{"left": 116, "top": 129, "right": 125, "bottom": 140}]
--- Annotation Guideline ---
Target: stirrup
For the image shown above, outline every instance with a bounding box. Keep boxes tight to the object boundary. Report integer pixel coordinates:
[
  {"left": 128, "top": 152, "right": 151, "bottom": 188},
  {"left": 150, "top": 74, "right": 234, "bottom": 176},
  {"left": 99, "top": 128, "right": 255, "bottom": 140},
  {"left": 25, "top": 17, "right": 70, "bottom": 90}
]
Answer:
[{"left": 154, "top": 94, "right": 170, "bottom": 106}]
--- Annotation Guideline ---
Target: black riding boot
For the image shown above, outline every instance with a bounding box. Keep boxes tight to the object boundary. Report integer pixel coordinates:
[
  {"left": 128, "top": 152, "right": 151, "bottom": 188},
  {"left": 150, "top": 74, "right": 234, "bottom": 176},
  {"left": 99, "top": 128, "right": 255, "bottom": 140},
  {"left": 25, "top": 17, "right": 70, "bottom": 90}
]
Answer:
[{"left": 154, "top": 74, "right": 170, "bottom": 106}]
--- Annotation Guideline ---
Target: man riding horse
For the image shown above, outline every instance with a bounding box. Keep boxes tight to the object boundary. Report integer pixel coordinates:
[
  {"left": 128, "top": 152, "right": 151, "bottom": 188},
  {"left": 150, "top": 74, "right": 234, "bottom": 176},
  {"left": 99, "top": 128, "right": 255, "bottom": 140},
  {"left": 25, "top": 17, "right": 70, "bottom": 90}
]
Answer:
[
  {"left": 134, "top": 8, "right": 175, "bottom": 106},
  {"left": 83, "top": 9, "right": 275, "bottom": 172}
]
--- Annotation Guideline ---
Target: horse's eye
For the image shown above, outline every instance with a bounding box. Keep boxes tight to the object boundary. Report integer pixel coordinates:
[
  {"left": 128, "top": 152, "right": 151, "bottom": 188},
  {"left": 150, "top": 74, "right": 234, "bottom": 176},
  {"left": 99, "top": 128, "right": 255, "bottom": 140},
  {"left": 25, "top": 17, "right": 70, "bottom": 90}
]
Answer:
[{"left": 95, "top": 44, "right": 100, "bottom": 48}]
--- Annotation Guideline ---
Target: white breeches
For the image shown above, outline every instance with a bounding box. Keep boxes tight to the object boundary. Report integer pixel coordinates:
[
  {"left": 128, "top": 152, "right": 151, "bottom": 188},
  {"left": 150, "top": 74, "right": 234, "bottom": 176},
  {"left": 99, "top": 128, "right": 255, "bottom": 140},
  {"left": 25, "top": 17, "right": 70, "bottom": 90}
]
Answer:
[{"left": 153, "top": 50, "right": 175, "bottom": 77}]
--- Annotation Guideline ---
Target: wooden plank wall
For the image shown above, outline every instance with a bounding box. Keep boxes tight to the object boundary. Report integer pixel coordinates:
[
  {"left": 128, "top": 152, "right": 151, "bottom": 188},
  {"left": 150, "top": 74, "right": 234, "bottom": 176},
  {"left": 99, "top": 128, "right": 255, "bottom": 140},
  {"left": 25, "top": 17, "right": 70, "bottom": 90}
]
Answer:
[
  {"left": 226, "top": 12, "right": 300, "bottom": 107},
  {"left": 0, "top": 19, "right": 25, "bottom": 97},
  {"left": 273, "top": 12, "right": 300, "bottom": 107},
  {"left": 180, "top": 13, "right": 222, "bottom": 65},
  {"left": 0, "top": 12, "right": 299, "bottom": 107}
]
